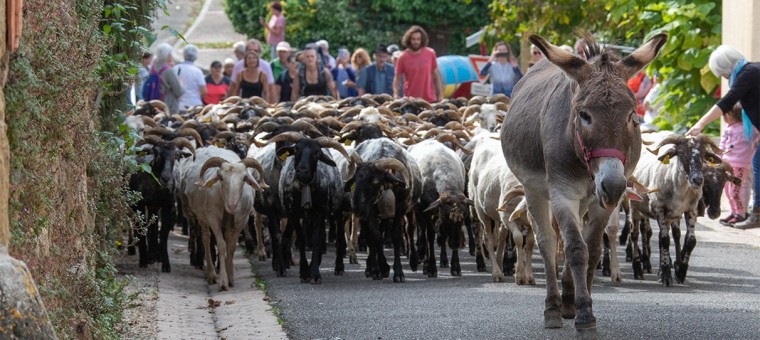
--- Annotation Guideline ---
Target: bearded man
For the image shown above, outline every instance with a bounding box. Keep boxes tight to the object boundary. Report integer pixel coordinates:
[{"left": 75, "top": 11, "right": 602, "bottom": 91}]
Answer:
[{"left": 393, "top": 25, "right": 443, "bottom": 103}]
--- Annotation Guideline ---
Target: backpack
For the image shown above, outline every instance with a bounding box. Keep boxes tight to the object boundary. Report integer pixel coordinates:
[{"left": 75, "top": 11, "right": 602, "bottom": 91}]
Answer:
[{"left": 142, "top": 65, "right": 170, "bottom": 101}]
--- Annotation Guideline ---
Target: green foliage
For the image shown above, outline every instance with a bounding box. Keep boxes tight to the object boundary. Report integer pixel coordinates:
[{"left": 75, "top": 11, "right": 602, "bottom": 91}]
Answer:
[
  {"left": 6, "top": 0, "right": 165, "bottom": 337},
  {"left": 488, "top": 0, "right": 722, "bottom": 134},
  {"left": 224, "top": 0, "right": 490, "bottom": 55}
]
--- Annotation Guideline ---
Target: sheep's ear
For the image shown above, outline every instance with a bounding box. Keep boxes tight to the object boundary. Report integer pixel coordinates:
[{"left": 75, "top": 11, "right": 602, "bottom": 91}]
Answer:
[
  {"left": 196, "top": 174, "right": 220, "bottom": 189},
  {"left": 344, "top": 177, "right": 355, "bottom": 192},
  {"left": 657, "top": 148, "right": 677, "bottom": 164},
  {"left": 319, "top": 150, "right": 337, "bottom": 167},
  {"left": 276, "top": 146, "right": 295, "bottom": 161},
  {"left": 384, "top": 171, "right": 405, "bottom": 188}
]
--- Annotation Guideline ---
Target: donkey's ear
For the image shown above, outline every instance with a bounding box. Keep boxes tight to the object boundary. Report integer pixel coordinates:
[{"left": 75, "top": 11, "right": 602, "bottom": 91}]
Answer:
[
  {"left": 617, "top": 33, "right": 668, "bottom": 79},
  {"left": 528, "top": 34, "right": 592, "bottom": 84}
]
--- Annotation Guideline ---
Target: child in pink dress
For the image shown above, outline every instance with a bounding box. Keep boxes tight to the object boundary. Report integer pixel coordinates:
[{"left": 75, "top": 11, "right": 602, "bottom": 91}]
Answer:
[{"left": 719, "top": 104, "right": 759, "bottom": 226}]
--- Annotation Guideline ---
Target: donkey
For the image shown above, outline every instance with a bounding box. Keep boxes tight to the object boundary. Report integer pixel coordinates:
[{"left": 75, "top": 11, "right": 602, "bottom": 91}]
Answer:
[{"left": 500, "top": 32, "right": 667, "bottom": 339}]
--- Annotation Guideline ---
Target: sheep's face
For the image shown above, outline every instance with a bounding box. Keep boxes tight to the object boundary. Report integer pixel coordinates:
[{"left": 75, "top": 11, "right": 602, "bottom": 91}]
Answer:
[
  {"left": 429, "top": 191, "right": 472, "bottom": 249},
  {"left": 657, "top": 138, "right": 720, "bottom": 190},
  {"left": 347, "top": 164, "right": 405, "bottom": 217},
  {"left": 276, "top": 139, "right": 336, "bottom": 185},
  {"left": 701, "top": 164, "right": 741, "bottom": 220},
  {"left": 217, "top": 163, "right": 249, "bottom": 214}
]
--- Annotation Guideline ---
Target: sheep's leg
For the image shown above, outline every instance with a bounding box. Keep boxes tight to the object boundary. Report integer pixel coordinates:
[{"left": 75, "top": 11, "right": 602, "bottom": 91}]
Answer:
[
  {"left": 378, "top": 218, "right": 391, "bottom": 279},
  {"left": 289, "top": 218, "right": 308, "bottom": 283},
  {"left": 159, "top": 200, "right": 174, "bottom": 273},
  {"left": 254, "top": 211, "right": 266, "bottom": 261},
  {"left": 657, "top": 218, "right": 673, "bottom": 287},
  {"left": 438, "top": 227, "right": 449, "bottom": 268},
  {"left": 201, "top": 223, "right": 218, "bottom": 285},
  {"left": 406, "top": 212, "right": 419, "bottom": 272},
  {"left": 670, "top": 221, "right": 683, "bottom": 282},
  {"left": 474, "top": 222, "right": 487, "bottom": 272},
  {"left": 334, "top": 213, "right": 346, "bottom": 275},
  {"left": 392, "top": 213, "right": 406, "bottom": 283},
  {"left": 267, "top": 214, "right": 287, "bottom": 277},
  {"left": 629, "top": 214, "right": 644, "bottom": 280},
  {"left": 364, "top": 218, "right": 382, "bottom": 280},
  {"left": 641, "top": 219, "right": 653, "bottom": 273},
  {"left": 225, "top": 214, "right": 246, "bottom": 288},
  {"left": 605, "top": 205, "right": 622, "bottom": 283},
  {"left": 503, "top": 232, "right": 516, "bottom": 277},
  {"left": 309, "top": 217, "right": 325, "bottom": 284},
  {"left": 523, "top": 223, "right": 536, "bottom": 285},
  {"left": 425, "top": 214, "right": 438, "bottom": 278},
  {"left": 465, "top": 211, "right": 476, "bottom": 256},
  {"left": 676, "top": 210, "right": 698, "bottom": 284},
  {"left": 501, "top": 210, "right": 525, "bottom": 284},
  {"left": 148, "top": 207, "right": 160, "bottom": 265},
  {"left": 348, "top": 214, "right": 360, "bottom": 264}
]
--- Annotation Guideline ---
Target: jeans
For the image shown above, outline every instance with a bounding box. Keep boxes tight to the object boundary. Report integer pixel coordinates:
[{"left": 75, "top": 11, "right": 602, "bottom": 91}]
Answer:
[{"left": 753, "top": 145, "right": 760, "bottom": 207}]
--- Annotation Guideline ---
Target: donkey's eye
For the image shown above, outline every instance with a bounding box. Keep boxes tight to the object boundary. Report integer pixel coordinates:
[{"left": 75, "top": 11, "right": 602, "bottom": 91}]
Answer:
[{"left": 579, "top": 111, "right": 592, "bottom": 124}]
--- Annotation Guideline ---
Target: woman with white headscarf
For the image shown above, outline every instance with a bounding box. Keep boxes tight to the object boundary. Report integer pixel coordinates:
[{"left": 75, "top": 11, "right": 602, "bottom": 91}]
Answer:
[{"left": 687, "top": 45, "right": 760, "bottom": 229}]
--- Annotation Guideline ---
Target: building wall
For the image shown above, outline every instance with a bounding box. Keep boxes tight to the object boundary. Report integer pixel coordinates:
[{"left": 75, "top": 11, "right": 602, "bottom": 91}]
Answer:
[{"left": 722, "top": 0, "right": 760, "bottom": 89}]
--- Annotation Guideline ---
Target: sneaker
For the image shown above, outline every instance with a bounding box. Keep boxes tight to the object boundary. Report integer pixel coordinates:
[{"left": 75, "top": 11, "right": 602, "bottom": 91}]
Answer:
[
  {"left": 733, "top": 214, "right": 747, "bottom": 224},
  {"left": 720, "top": 214, "right": 738, "bottom": 226},
  {"left": 734, "top": 214, "right": 760, "bottom": 230}
]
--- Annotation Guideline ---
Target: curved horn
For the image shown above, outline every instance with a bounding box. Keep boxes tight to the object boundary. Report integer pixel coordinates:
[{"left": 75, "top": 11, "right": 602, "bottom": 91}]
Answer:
[
  {"left": 444, "top": 121, "right": 466, "bottom": 131},
  {"left": 291, "top": 120, "right": 324, "bottom": 137},
  {"left": 339, "top": 120, "right": 364, "bottom": 135},
  {"left": 240, "top": 157, "right": 269, "bottom": 189},
  {"left": 422, "top": 128, "right": 444, "bottom": 139},
  {"left": 376, "top": 106, "right": 396, "bottom": 118},
  {"left": 176, "top": 128, "right": 204, "bottom": 147},
  {"left": 199, "top": 157, "right": 228, "bottom": 180},
  {"left": 316, "top": 137, "right": 354, "bottom": 180},
  {"left": 223, "top": 106, "right": 243, "bottom": 116},
  {"left": 338, "top": 107, "right": 363, "bottom": 120},
  {"left": 418, "top": 109, "right": 435, "bottom": 121},
  {"left": 647, "top": 135, "right": 685, "bottom": 155},
  {"left": 265, "top": 131, "right": 305, "bottom": 145},
  {"left": 437, "top": 134, "right": 472, "bottom": 154},
  {"left": 462, "top": 105, "right": 481, "bottom": 122},
  {"left": 148, "top": 100, "right": 170, "bottom": 114},
  {"left": 221, "top": 114, "right": 240, "bottom": 124},
  {"left": 253, "top": 121, "right": 281, "bottom": 136},
  {"left": 171, "top": 114, "right": 186, "bottom": 123},
  {"left": 490, "top": 93, "right": 511, "bottom": 105},
  {"left": 423, "top": 198, "right": 442, "bottom": 213},
  {"left": 173, "top": 137, "right": 196, "bottom": 160},
  {"left": 179, "top": 121, "right": 199, "bottom": 130},
  {"left": 695, "top": 134, "right": 725, "bottom": 154},
  {"left": 211, "top": 131, "right": 237, "bottom": 146},
  {"left": 196, "top": 104, "right": 215, "bottom": 118},
  {"left": 135, "top": 134, "right": 165, "bottom": 147},
  {"left": 497, "top": 185, "right": 525, "bottom": 212},
  {"left": 415, "top": 99, "right": 434, "bottom": 109},
  {"left": 373, "top": 158, "right": 410, "bottom": 187},
  {"left": 140, "top": 116, "right": 158, "bottom": 128},
  {"left": 143, "top": 127, "right": 172, "bottom": 138},
  {"left": 468, "top": 95, "right": 486, "bottom": 106},
  {"left": 222, "top": 96, "right": 242, "bottom": 104},
  {"left": 401, "top": 113, "right": 423, "bottom": 124}
]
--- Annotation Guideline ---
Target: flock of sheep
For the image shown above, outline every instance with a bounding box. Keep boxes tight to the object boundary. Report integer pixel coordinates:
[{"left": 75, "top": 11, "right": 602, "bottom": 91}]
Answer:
[{"left": 124, "top": 83, "right": 735, "bottom": 336}]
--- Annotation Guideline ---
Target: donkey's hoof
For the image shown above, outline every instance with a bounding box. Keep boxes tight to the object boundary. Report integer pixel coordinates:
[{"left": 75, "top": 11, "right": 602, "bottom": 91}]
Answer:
[{"left": 544, "top": 309, "right": 563, "bottom": 329}]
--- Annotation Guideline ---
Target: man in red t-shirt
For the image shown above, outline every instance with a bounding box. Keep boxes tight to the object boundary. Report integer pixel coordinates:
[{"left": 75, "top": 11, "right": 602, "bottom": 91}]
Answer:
[{"left": 393, "top": 25, "right": 443, "bottom": 103}]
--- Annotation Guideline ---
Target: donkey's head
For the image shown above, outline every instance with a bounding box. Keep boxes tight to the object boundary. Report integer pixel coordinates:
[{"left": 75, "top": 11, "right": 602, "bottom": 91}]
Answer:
[{"left": 529, "top": 32, "right": 667, "bottom": 209}]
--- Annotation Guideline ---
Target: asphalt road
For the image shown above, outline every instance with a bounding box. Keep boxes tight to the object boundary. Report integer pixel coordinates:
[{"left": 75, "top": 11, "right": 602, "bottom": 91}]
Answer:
[{"left": 252, "top": 222, "right": 760, "bottom": 340}]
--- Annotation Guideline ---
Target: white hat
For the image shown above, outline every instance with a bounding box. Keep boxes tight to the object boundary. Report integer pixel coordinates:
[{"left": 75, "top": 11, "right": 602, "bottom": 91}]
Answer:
[
  {"left": 316, "top": 40, "right": 329, "bottom": 49},
  {"left": 276, "top": 41, "right": 292, "bottom": 52}
]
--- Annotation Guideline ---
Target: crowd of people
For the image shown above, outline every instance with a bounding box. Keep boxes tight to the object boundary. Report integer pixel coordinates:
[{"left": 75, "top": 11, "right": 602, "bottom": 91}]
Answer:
[{"left": 135, "top": 22, "right": 446, "bottom": 112}]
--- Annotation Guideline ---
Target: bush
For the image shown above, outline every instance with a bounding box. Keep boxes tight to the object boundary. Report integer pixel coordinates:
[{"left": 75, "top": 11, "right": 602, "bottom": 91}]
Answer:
[{"left": 6, "top": 0, "right": 163, "bottom": 337}]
